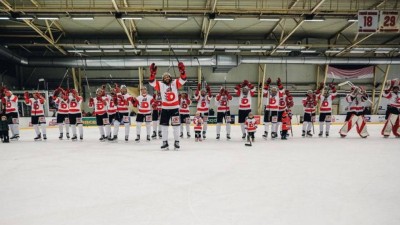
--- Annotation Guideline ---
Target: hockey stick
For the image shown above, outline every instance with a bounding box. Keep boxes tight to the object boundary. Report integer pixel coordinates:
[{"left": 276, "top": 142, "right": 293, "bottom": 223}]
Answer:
[
  {"left": 165, "top": 37, "right": 178, "bottom": 78},
  {"left": 81, "top": 57, "right": 92, "bottom": 98},
  {"left": 58, "top": 68, "right": 69, "bottom": 88},
  {"left": 244, "top": 132, "right": 252, "bottom": 147}
]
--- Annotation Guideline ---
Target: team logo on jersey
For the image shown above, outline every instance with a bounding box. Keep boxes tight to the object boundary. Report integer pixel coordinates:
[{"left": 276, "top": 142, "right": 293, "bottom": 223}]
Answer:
[{"left": 165, "top": 92, "right": 175, "bottom": 101}]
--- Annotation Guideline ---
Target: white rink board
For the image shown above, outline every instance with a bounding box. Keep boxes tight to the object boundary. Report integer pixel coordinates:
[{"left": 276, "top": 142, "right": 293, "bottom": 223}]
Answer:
[{"left": 0, "top": 124, "right": 399, "bottom": 225}]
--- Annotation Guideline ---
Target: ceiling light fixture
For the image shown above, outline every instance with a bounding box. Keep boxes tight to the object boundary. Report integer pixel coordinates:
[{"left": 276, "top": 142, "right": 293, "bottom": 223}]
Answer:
[
  {"left": 347, "top": 18, "right": 358, "bottom": 22},
  {"left": 259, "top": 18, "right": 280, "bottom": 22},
  {"left": 276, "top": 50, "right": 292, "bottom": 53},
  {"left": 349, "top": 50, "right": 365, "bottom": 54},
  {"left": 146, "top": 49, "right": 162, "bottom": 52},
  {"left": 16, "top": 16, "right": 34, "bottom": 20},
  {"left": 325, "top": 50, "right": 341, "bottom": 53},
  {"left": 250, "top": 49, "right": 266, "bottom": 53},
  {"left": 214, "top": 17, "right": 235, "bottom": 21},
  {"left": 85, "top": 49, "right": 102, "bottom": 53},
  {"left": 225, "top": 49, "right": 241, "bottom": 53},
  {"left": 37, "top": 16, "right": 59, "bottom": 20},
  {"left": 166, "top": 16, "right": 188, "bottom": 21},
  {"left": 0, "top": 16, "right": 10, "bottom": 20},
  {"left": 301, "top": 50, "right": 317, "bottom": 53},
  {"left": 72, "top": 16, "right": 94, "bottom": 20}
]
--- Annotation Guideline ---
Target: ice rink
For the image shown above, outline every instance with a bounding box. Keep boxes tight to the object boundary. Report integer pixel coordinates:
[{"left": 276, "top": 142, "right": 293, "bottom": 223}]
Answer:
[{"left": 0, "top": 124, "right": 399, "bottom": 225}]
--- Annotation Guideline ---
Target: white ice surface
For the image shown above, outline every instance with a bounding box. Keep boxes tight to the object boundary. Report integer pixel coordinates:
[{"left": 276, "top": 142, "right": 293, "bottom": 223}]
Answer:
[{"left": 0, "top": 124, "right": 399, "bottom": 225}]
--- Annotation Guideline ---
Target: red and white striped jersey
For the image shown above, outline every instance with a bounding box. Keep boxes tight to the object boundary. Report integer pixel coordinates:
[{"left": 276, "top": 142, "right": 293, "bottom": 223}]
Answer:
[
  {"left": 237, "top": 87, "right": 255, "bottom": 110},
  {"left": 383, "top": 91, "right": 400, "bottom": 109},
  {"left": 317, "top": 93, "right": 337, "bottom": 113},
  {"left": 90, "top": 97, "right": 107, "bottom": 115},
  {"left": 106, "top": 95, "right": 118, "bottom": 114},
  {"left": 149, "top": 78, "right": 186, "bottom": 109},
  {"left": 117, "top": 93, "right": 133, "bottom": 113},
  {"left": 215, "top": 94, "right": 232, "bottom": 112},
  {"left": 68, "top": 96, "right": 82, "bottom": 113},
  {"left": 26, "top": 98, "right": 45, "bottom": 116},
  {"left": 195, "top": 95, "right": 211, "bottom": 112},
  {"left": 4, "top": 95, "right": 18, "bottom": 114},
  {"left": 245, "top": 117, "right": 257, "bottom": 132},
  {"left": 179, "top": 98, "right": 191, "bottom": 114},
  {"left": 193, "top": 116, "right": 203, "bottom": 131},
  {"left": 345, "top": 94, "right": 367, "bottom": 113},
  {"left": 302, "top": 96, "right": 317, "bottom": 114},
  {"left": 152, "top": 94, "right": 162, "bottom": 111},
  {"left": 264, "top": 92, "right": 281, "bottom": 111},
  {"left": 135, "top": 94, "right": 154, "bottom": 114},
  {"left": 54, "top": 97, "right": 69, "bottom": 114}
]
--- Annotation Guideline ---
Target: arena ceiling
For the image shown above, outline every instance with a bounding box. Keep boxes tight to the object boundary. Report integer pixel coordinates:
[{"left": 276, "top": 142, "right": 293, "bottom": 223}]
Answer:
[{"left": 0, "top": 0, "right": 399, "bottom": 58}]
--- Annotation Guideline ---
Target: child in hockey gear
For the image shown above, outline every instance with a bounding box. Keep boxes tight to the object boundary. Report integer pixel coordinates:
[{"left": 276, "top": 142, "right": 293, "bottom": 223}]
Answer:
[
  {"left": 179, "top": 92, "right": 192, "bottom": 138},
  {"left": 193, "top": 111, "right": 204, "bottom": 142},
  {"left": 116, "top": 84, "right": 134, "bottom": 141},
  {"left": 89, "top": 88, "right": 110, "bottom": 141},
  {"left": 302, "top": 90, "right": 317, "bottom": 137},
  {"left": 381, "top": 80, "right": 400, "bottom": 137},
  {"left": 195, "top": 83, "right": 212, "bottom": 139},
  {"left": 281, "top": 110, "right": 291, "bottom": 140},
  {"left": 151, "top": 91, "right": 162, "bottom": 139},
  {"left": 149, "top": 62, "right": 187, "bottom": 150},
  {"left": 216, "top": 87, "right": 233, "bottom": 140},
  {"left": 68, "top": 89, "right": 84, "bottom": 141},
  {"left": 133, "top": 87, "right": 154, "bottom": 142},
  {"left": 339, "top": 86, "right": 370, "bottom": 138},
  {"left": 24, "top": 91, "right": 47, "bottom": 141},
  {"left": 2, "top": 89, "right": 20, "bottom": 140},
  {"left": 316, "top": 83, "right": 337, "bottom": 137},
  {"left": 245, "top": 112, "right": 257, "bottom": 146},
  {"left": 0, "top": 102, "right": 10, "bottom": 143},
  {"left": 53, "top": 87, "right": 70, "bottom": 140},
  {"left": 236, "top": 80, "right": 256, "bottom": 139}
]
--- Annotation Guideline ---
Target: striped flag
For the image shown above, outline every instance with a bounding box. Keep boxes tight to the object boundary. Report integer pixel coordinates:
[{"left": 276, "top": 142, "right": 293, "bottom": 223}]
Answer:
[{"left": 327, "top": 65, "right": 374, "bottom": 79}]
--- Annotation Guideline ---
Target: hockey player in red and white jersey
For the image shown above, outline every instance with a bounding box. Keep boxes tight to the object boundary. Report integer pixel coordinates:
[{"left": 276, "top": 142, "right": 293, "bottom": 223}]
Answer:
[
  {"left": 339, "top": 85, "right": 370, "bottom": 138},
  {"left": 53, "top": 87, "right": 70, "bottom": 140},
  {"left": 151, "top": 91, "right": 162, "bottom": 139},
  {"left": 133, "top": 86, "right": 154, "bottom": 142},
  {"left": 179, "top": 92, "right": 192, "bottom": 138},
  {"left": 116, "top": 84, "right": 134, "bottom": 141},
  {"left": 68, "top": 88, "right": 83, "bottom": 141},
  {"left": 2, "top": 89, "right": 20, "bottom": 140},
  {"left": 149, "top": 62, "right": 187, "bottom": 150},
  {"left": 262, "top": 77, "right": 288, "bottom": 139},
  {"left": 106, "top": 88, "right": 119, "bottom": 141},
  {"left": 302, "top": 90, "right": 317, "bottom": 137},
  {"left": 89, "top": 88, "right": 110, "bottom": 141},
  {"left": 24, "top": 91, "right": 47, "bottom": 140},
  {"left": 215, "top": 87, "right": 233, "bottom": 140},
  {"left": 316, "top": 82, "right": 337, "bottom": 137},
  {"left": 245, "top": 112, "right": 257, "bottom": 142},
  {"left": 193, "top": 111, "right": 204, "bottom": 142},
  {"left": 194, "top": 83, "right": 212, "bottom": 139},
  {"left": 235, "top": 80, "right": 256, "bottom": 139},
  {"left": 381, "top": 79, "right": 400, "bottom": 137}
]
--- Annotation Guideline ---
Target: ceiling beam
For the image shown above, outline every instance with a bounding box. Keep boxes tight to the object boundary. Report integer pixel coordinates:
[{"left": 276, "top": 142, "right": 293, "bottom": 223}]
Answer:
[
  {"left": 265, "top": 0, "right": 300, "bottom": 40},
  {"left": 1, "top": 0, "right": 67, "bottom": 55},
  {"left": 112, "top": 0, "right": 136, "bottom": 48},
  {"left": 335, "top": 32, "right": 376, "bottom": 56},
  {"left": 202, "top": 0, "right": 217, "bottom": 47},
  {"left": 269, "top": 0, "right": 326, "bottom": 55}
]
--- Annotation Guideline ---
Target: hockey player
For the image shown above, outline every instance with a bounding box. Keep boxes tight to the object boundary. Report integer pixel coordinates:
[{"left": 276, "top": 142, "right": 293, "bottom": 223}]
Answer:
[
  {"left": 179, "top": 92, "right": 191, "bottom": 138},
  {"left": 151, "top": 91, "right": 162, "bottom": 139},
  {"left": 149, "top": 62, "right": 187, "bottom": 150},
  {"left": 302, "top": 90, "right": 317, "bottom": 137},
  {"left": 215, "top": 87, "right": 233, "bottom": 140},
  {"left": 235, "top": 80, "right": 256, "bottom": 139},
  {"left": 339, "top": 86, "right": 370, "bottom": 138},
  {"left": 133, "top": 86, "right": 154, "bottom": 142},
  {"left": 0, "top": 99, "right": 10, "bottom": 143},
  {"left": 53, "top": 87, "right": 70, "bottom": 140},
  {"left": 89, "top": 88, "right": 110, "bottom": 141},
  {"left": 194, "top": 83, "right": 212, "bottom": 139},
  {"left": 245, "top": 112, "right": 257, "bottom": 142},
  {"left": 24, "top": 91, "right": 47, "bottom": 140},
  {"left": 2, "top": 89, "right": 20, "bottom": 140},
  {"left": 316, "top": 82, "right": 337, "bottom": 137},
  {"left": 116, "top": 84, "right": 134, "bottom": 141},
  {"left": 106, "top": 88, "right": 119, "bottom": 141},
  {"left": 68, "top": 89, "right": 84, "bottom": 140},
  {"left": 193, "top": 111, "right": 204, "bottom": 142},
  {"left": 381, "top": 79, "right": 400, "bottom": 137},
  {"left": 262, "top": 78, "right": 285, "bottom": 139},
  {"left": 281, "top": 110, "right": 291, "bottom": 140}
]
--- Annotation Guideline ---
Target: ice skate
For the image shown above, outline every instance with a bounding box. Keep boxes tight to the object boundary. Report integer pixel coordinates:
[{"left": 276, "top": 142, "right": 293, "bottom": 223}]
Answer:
[
  {"left": 66, "top": 133, "right": 70, "bottom": 139},
  {"left": 216, "top": 134, "right": 220, "bottom": 140},
  {"left": 325, "top": 132, "right": 329, "bottom": 137},
  {"left": 146, "top": 135, "right": 150, "bottom": 141},
  {"left": 43, "top": 134, "right": 47, "bottom": 140},
  {"left": 59, "top": 133, "right": 63, "bottom": 140},
  {"left": 187, "top": 132, "right": 191, "bottom": 138},
  {"left": 262, "top": 131, "right": 268, "bottom": 139},
  {"left": 180, "top": 132, "right": 183, "bottom": 138},
  {"left": 158, "top": 131, "right": 162, "bottom": 138},
  {"left": 71, "top": 135, "right": 77, "bottom": 141},
  {"left": 80, "top": 135, "right": 83, "bottom": 140},
  {"left": 99, "top": 135, "right": 106, "bottom": 142},
  {"left": 10, "top": 134, "right": 19, "bottom": 140},
  {"left": 226, "top": 134, "right": 231, "bottom": 140},
  {"left": 151, "top": 131, "right": 157, "bottom": 139},
  {"left": 174, "top": 141, "right": 180, "bottom": 150},
  {"left": 202, "top": 131, "right": 206, "bottom": 139},
  {"left": 34, "top": 133, "right": 42, "bottom": 141},
  {"left": 271, "top": 132, "right": 277, "bottom": 139},
  {"left": 125, "top": 135, "right": 129, "bottom": 141},
  {"left": 302, "top": 130, "right": 306, "bottom": 137},
  {"left": 135, "top": 135, "right": 140, "bottom": 142},
  {"left": 318, "top": 131, "right": 323, "bottom": 137},
  {"left": 161, "top": 141, "right": 169, "bottom": 150},
  {"left": 242, "top": 133, "right": 246, "bottom": 139},
  {"left": 306, "top": 131, "right": 313, "bottom": 137}
]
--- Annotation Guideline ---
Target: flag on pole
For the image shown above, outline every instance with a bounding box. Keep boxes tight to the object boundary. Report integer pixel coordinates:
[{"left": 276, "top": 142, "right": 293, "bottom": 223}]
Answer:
[{"left": 327, "top": 65, "right": 374, "bottom": 79}]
